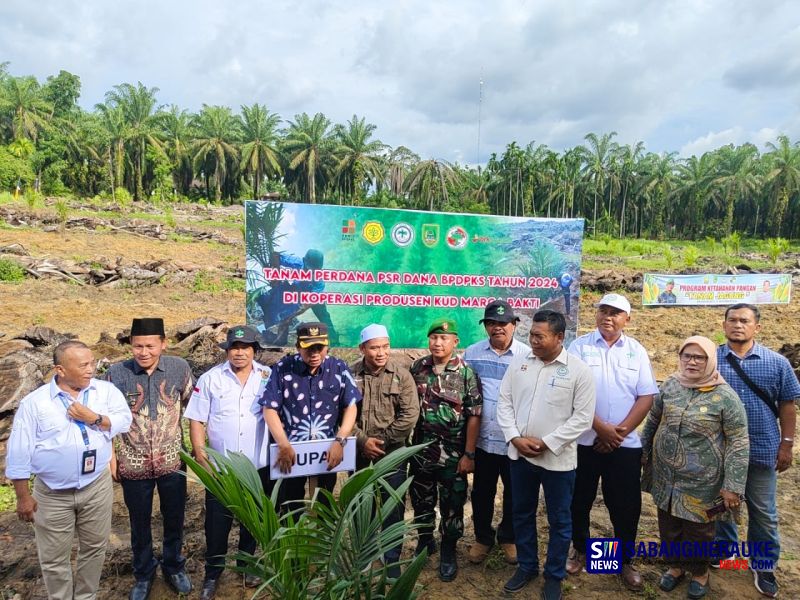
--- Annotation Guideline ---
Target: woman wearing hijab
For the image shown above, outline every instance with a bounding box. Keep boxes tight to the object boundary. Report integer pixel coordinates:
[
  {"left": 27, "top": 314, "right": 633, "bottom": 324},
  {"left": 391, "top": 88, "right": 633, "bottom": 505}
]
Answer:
[{"left": 641, "top": 336, "right": 749, "bottom": 599}]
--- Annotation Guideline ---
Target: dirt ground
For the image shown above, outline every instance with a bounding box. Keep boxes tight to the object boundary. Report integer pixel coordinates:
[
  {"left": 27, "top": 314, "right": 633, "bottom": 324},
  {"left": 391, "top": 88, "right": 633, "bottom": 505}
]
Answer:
[{"left": 1, "top": 219, "right": 799, "bottom": 599}]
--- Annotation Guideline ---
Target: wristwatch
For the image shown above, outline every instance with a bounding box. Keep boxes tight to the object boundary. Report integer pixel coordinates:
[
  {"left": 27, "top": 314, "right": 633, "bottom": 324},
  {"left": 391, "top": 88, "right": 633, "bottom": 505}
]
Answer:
[
  {"left": 335, "top": 436, "right": 347, "bottom": 447},
  {"left": 464, "top": 450, "right": 476, "bottom": 460},
  {"left": 92, "top": 414, "right": 103, "bottom": 427},
  {"left": 781, "top": 437, "right": 794, "bottom": 444}
]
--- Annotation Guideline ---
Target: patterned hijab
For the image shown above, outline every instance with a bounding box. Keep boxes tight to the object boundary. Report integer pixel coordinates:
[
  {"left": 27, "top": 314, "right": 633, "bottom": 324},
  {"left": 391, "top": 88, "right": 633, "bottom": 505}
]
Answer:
[{"left": 673, "top": 335, "right": 727, "bottom": 389}]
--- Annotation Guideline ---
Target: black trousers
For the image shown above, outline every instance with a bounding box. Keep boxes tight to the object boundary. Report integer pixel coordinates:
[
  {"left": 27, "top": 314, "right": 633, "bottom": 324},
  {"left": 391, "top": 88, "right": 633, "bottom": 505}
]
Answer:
[
  {"left": 470, "top": 447, "right": 514, "bottom": 546},
  {"left": 356, "top": 455, "right": 409, "bottom": 562},
  {"left": 277, "top": 473, "right": 338, "bottom": 514},
  {"left": 571, "top": 444, "right": 642, "bottom": 561},
  {"left": 204, "top": 466, "right": 274, "bottom": 580},
  {"left": 121, "top": 471, "right": 186, "bottom": 580}
]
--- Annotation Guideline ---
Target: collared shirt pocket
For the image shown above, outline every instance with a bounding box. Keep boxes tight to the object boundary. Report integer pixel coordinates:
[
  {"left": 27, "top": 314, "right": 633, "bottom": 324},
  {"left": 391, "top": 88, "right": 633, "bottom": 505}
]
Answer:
[
  {"left": 544, "top": 376, "right": 574, "bottom": 418},
  {"left": 616, "top": 360, "right": 640, "bottom": 387}
]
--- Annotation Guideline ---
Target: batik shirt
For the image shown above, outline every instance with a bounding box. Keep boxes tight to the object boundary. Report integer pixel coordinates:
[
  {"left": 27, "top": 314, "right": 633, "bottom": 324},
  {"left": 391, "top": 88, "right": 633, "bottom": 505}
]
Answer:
[
  {"left": 641, "top": 377, "right": 749, "bottom": 523},
  {"left": 259, "top": 354, "right": 361, "bottom": 441},
  {"left": 104, "top": 356, "right": 194, "bottom": 480},
  {"left": 410, "top": 354, "right": 482, "bottom": 463}
]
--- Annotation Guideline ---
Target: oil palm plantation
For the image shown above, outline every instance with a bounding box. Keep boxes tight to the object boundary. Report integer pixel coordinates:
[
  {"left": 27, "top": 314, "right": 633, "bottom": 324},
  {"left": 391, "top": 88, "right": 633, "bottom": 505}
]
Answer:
[
  {"left": 579, "top": 131, "right": 618, "bottom": 236},
  {"left": 404, "top": 158, "right": 459, "bottom": 211},
  {"left": 239, "top": 103, "right": 282, "bottom": 199}
]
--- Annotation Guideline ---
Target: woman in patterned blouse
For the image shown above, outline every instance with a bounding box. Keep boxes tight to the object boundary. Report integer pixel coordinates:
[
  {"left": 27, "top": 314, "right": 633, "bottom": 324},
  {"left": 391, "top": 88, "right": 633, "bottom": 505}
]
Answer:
[{"left": 641, "top": 335, "right": 749, "bottom": 600}]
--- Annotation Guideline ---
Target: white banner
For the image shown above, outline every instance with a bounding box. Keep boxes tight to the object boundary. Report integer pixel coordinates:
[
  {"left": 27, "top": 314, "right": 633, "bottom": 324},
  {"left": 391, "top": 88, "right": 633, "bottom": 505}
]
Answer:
[
  {"left": 643, "top": 273, "right": 792, "bottom": 306},
  {"left": 269, "top": 437, "right": 357, "bottom": 480}
]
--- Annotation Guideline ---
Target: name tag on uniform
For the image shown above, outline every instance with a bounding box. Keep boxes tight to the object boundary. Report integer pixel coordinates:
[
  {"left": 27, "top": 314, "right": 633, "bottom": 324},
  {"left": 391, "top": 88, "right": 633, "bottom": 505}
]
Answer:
[
  {"left": 81, "top": 449, "right": 97, "bottom": 474},
  {"left": 269, "top": 437, "right": 356, "bottom": 480}
]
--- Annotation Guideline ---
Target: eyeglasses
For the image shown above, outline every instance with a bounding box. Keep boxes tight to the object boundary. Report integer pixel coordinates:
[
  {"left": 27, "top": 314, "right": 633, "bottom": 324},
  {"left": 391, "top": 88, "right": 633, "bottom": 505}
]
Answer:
[{"left": 679, "top": 353, "right": 707, "bottom": 364}]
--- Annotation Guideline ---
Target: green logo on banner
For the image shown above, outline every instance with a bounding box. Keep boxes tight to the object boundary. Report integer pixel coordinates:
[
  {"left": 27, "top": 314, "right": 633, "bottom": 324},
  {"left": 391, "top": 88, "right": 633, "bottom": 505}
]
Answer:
[{"left": 422, "top": 224, "right": 439, "bottom": 247}]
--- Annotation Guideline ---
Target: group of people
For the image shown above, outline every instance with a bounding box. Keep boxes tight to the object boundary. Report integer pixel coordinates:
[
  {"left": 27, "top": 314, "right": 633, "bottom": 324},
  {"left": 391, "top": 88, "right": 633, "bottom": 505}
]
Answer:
[{"left": 6, "top": 297, "right": 798, "bottom": 600}]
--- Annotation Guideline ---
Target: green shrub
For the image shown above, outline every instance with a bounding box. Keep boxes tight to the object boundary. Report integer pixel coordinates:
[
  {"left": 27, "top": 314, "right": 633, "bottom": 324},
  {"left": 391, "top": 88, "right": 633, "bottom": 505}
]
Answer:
[
  {"left": 182, "top": 444, "right": 426, "bottom": 599},
  {"left": 54, "top": 198, "right": 69, "bottom": 230},
  {"left": 0, "top": 258, "right": 26, "bottom": 282},
  {"left": 683, "top": 246, "right": 700, "bottom": 268},
  {"left": 663, "top": 246, "right": 675, "bottom": 270},
  {"left": 24, "top": 189, "right": 42, "bottom": 210},
  {"left": 163, "top": 205, "right": 176, "bottom": 228},
  {"left": 114, "top": 187, "right": 132, "bottom": 207},
  {"left": 764, "top": 238, "right": 790, "bottom": 265}
]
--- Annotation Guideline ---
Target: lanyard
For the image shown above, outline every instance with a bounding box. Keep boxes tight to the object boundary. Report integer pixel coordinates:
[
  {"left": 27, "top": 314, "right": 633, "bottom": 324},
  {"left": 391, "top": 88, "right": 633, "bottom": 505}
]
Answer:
[{"left": 58, "top": 389, "right": 91, "bottom": 447}]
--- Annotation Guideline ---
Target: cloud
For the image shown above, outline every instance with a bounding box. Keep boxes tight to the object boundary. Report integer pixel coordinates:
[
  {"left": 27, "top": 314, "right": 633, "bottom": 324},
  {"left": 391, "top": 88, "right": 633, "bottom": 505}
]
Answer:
[{"left": 1, "top": 0, "right": 800, "bottom": 163}]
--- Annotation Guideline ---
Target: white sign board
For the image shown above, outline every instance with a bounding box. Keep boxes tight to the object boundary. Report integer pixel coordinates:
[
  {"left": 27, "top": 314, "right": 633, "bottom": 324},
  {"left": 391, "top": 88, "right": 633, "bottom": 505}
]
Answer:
[{"left": 269, "top": 437, "right": 357, "bottom": 480}]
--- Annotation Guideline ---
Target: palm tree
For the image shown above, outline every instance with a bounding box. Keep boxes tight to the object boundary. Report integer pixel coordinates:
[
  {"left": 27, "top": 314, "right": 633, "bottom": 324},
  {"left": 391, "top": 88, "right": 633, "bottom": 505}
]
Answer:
[
  {"left": 677, "top": 153, "right": 717, "bottom": 239},
  {"left": 638, "top": 152, "right": 677, "bottom": 238},
  {"left": 714, "top": 144, "right": 759, "bottom": 235},
  {"left": 239, "top": 103, "right": 282, "bottom": 199},
  {"left": 404, "top": 158, "right": 459, "bottom": 211},
  {"left": 94, "top": 102, "right": 128, "bottom": 194},
  {"left": 764, "top": 135, "right": 800, "bottom": 236},
  {"left": 333, "top": 115, "right": 386, "bottom": 204},
  {"left": 156, "top": 105, "right": 195, "bottom": 195},
  {"left": 282, "top": 112, "right": 334, "bottom": 204},
  {"left": 0, "top": 76, "right": 53, "bottom": 142},
  {"left": 384, "top": 145, "right": 419, "bottom": 196},
  {"left": 192, "top": 104, "right": 241, "bottom": 203},
  {"left": 578, "top": 132, "right": 618, "bottom": 236},
  {"left": 615, "top": 141, "right": 646, "bottom": 237},
  {"left": 102, "top": 82, "right": 160, "bottom": 200}
]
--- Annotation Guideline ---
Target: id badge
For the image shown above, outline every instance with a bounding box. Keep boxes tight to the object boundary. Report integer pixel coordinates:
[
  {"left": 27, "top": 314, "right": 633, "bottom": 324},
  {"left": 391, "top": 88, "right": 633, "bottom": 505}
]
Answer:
[{"left": 81, "top": 449, "right": 97, "bottom": 474}]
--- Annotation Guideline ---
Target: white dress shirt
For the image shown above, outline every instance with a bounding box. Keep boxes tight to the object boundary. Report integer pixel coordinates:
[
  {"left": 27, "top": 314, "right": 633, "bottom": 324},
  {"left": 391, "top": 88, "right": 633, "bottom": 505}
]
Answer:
[
  {"left": 184, "top": 360, "right": 271, "bottom": 469},
  {"left": 496, "top": 347, "right": 596, "bottom": 471},
  {"left": 567, "top": 330, "right": 659, "bottom": 448},
  {"left": 6, "top": 378, "right": 132, "bottom": 489}
]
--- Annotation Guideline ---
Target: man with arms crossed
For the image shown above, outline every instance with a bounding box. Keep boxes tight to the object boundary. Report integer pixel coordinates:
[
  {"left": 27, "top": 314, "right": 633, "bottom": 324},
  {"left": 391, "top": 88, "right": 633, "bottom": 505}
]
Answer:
[
  {"left": 463, "top": 300, "right": 529, "bottom": 566},
  {"left": 7, "top": 341, "right": 132, "bottom": 600},
  {"left": 714, "top": 303, "right": 800, "bottom": 598},
  {"left": 497, "top": 310, "right": 595, "bottom": 600},
  {"left": 566, "top": 293, "right": 657, "bottom": 590}
]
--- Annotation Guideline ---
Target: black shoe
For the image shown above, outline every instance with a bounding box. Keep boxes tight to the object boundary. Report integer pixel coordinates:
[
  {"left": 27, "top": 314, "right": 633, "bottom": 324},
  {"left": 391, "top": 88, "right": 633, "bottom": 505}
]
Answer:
[
  {"left": 199, "top": 578, "right": 218, "bottom": 600},
  {"left": 541, "top": 577, "right": 563, "bottom": 600},
  {"left": 438, "top": 543, "right": 458, "bottom": 582},
  {"left": 503, "top": 567, "right": 537, "bottom": 593},
  {"left": 414, "top": 538, "right": 437, "bottom": 557},
  {"left": 244, "top": 574, "right": 263, "bottom": 588},
  {"left": 163, "top": 569, "right": 192, "bottom": 595},
  {"left": 688, "top": 576, "right": 710, "bottom": 599},
  {"left": 386, "top": 564, "right": 401, "bottom": 579},
  {"left": 129, "top": 576, "right": 155, "bottom": 600},
  {"left": 659, "top": 570, "right": 684, "bottom": 592}
]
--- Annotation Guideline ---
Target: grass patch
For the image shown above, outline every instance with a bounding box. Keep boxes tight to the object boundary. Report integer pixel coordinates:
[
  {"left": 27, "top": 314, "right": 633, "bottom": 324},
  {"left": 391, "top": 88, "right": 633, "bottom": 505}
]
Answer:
[
  {"left": 0, "top": 484, "right": 17, "bottom": 512},
  {"left": 0, "top": 258, "right": 26, "bottom": 282},
  {"left": 192, "top": 271, "right": 245, "bottom": 293}
]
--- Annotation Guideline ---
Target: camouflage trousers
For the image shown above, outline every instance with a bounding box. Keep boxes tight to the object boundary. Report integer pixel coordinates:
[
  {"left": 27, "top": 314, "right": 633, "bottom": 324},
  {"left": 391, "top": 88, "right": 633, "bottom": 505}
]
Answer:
[{"left": 409, "top": 450, "right": 467, "bottom": 545}]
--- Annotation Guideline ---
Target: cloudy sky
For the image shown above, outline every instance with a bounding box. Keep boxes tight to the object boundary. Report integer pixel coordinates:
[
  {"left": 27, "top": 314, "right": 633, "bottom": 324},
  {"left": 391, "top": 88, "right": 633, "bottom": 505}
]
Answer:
[{"left": 2, "top": 0, "right": 799, "bottom": 164}]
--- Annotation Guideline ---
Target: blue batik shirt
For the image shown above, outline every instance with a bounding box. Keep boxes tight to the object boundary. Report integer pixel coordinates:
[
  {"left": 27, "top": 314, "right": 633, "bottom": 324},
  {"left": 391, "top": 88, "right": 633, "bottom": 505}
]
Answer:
[
  {"left": 259, "top": 354, "right": 361, "bottom": 441},
  {"left": 718, "top": 342, "right": 800, "bottom": 468}
]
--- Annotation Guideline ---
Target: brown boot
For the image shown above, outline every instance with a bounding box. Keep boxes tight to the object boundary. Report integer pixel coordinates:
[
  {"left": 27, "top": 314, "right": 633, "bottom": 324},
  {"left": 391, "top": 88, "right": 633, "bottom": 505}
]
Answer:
[
  {"left": 620, "top": 564, "right": 643, "bottom": 591},
  {"left": 500, "top": 543, "right": 518, "bottom": 565},
  {"left": 468, "top": 542, "right": 491, "bottom": 564},
  {"left": 566, "top": 546, "right": 584, "bottom": 575}
]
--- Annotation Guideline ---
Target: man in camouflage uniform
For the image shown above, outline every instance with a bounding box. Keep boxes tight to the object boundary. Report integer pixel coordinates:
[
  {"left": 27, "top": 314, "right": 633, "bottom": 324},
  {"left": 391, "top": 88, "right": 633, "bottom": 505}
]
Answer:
[{"left": 410, "top": 318, "right": 482, "bottom": 582}]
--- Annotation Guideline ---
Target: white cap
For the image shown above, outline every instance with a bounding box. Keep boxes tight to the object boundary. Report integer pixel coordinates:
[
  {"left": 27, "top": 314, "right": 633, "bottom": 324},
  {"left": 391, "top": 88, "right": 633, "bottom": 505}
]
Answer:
[
  {"left": 360, "top": 323, "right": 389, "bottom": 344},
  {"left": 595, "top": 293, "right": 631, "bottom": 314}
]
